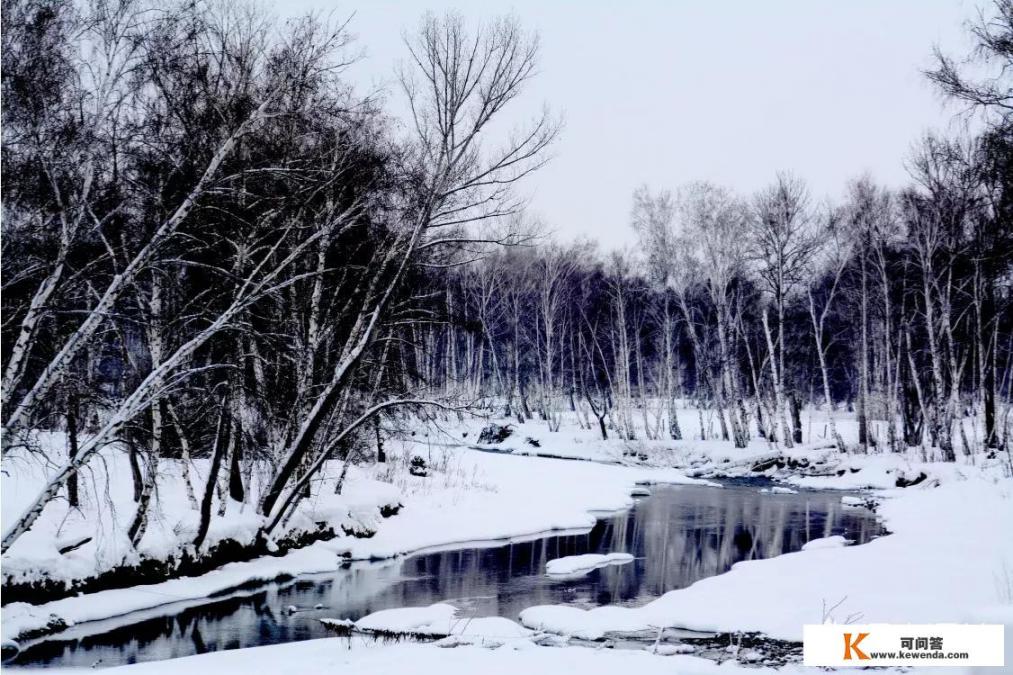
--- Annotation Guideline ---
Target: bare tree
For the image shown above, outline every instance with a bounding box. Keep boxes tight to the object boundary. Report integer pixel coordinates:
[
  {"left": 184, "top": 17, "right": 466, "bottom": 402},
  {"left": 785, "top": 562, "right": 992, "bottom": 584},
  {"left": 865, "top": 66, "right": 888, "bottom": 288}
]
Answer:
[
  {"left": 750, "top": 172, "right": 819, "bottom": 446},
  {"left": 1, "top": 0, "right": 143, "bottom": 434},
  {"left": 927, "top": 0, "right": 1013, "bottom": 126},
  {"left": 631, "top": 186, "right": 683, "bottom": 439},
  {"left": 1, "top": 5, "right": 371, "bottom": 552},
  {"left": 904, "top": 136, "right": 979, "bottom": 460},
  {"left": 678, "top": 182, "right": 751, "bottom": 448},
  {"left": 806, "top": 212, "right": 852, "bottom": 450},
  {"left": 255, "top": 11, "right": 558, "bottom": 536}
]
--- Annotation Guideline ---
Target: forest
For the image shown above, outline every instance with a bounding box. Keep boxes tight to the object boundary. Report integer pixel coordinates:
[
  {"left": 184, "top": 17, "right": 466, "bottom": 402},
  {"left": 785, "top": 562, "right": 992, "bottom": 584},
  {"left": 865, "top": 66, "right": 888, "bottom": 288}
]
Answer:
[{"left": 1, "top": 0, "right": 1012, "bottom": 656}]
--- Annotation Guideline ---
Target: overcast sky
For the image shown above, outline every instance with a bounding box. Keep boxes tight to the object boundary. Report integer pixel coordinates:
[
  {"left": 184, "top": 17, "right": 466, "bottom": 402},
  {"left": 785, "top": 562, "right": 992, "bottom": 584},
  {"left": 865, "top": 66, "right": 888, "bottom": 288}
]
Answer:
[{"left": 281, "top": 0, "right": 979, "bottom": 248}]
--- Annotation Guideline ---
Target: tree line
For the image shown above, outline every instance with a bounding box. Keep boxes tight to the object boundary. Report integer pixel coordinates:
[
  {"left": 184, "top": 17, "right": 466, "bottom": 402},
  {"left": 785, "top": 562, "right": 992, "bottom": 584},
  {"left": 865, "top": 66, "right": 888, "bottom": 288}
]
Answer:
[
  {"left": 413, "top": 3, "right": 1013, "bottom": 461},
  {"left": 429, "top": 157, "right": 1010, "bottom": 458}
]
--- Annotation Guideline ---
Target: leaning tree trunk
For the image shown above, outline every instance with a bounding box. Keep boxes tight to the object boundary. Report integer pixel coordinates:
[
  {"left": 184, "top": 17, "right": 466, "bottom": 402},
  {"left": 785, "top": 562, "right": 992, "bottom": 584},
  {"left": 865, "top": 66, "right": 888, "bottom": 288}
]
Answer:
[{"left": 2, "top": 104, "right": 270, "bottom": 436}]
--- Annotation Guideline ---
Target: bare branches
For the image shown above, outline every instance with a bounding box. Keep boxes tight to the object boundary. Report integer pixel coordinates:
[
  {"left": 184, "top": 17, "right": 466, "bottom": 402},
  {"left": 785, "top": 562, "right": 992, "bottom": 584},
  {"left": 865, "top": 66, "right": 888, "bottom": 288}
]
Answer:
[
  {"left": 926, "top": 0, "right": 1013, "bottom": 123},
  {"left": 400, "top": 12, "right": 559, "bottom": 240}
]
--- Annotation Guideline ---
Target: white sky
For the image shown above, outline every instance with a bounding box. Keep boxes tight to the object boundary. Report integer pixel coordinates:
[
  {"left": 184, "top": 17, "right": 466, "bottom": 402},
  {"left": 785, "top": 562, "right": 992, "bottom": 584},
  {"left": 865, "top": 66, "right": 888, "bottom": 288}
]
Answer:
[{"left": 278, "top": 0, "right": 980, "bottom": 248}]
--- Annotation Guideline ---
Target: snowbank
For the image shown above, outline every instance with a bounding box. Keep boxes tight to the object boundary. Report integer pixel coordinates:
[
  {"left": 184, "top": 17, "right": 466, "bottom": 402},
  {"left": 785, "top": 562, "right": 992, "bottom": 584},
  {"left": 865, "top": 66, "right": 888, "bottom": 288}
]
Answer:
[
  {"left": 799, "top": 535, "right": 851, "bottom": 551},
  {"left": 23, "top": 637, "right": 866, "bottom": 675},
  {"left": 2, "top": 543, "right": 340, "bottom": 645},
  {"left": 331, "top": 449, "right": 714, "bottom": 561},
  {"left": 545, "top": 552, "right": 634, "bottom": 576},
  {"left": 1, "top": 435, "right": 403, "bottom": 594},
  {"left": 341, "top": 603, "right": 531, "bottom": 640}
]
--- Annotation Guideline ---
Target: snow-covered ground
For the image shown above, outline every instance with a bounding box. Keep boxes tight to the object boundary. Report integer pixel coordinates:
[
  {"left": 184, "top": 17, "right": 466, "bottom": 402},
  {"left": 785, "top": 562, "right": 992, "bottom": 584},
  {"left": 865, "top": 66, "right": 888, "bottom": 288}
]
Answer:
[
  {"left": 1, "top": 428, "right": 712, "bottom": 644},
  {"left": 27, "top": 636, "right": 977, "bottom": 675},
  {"left": 519, "top": 471, "right": 1013, "bottom": 640},
  {"left": 4, "top": 404, "right": 1012, "bottom": 673},
  {"left": 0, "top": 638, "right": 751, "bottom": 675},
  {"left": 799, "top": 534, "right": 851, "bottom": 551},
  {"left": 0, "top": 432, "right": 404, "bottom": 589}
]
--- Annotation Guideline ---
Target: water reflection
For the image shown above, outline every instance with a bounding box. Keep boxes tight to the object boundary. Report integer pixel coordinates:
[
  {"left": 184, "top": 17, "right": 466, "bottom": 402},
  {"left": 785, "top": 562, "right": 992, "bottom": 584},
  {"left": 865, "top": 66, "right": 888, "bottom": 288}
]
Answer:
[{"left": 8, "top": 480, "right": 882, "bottom": 669}]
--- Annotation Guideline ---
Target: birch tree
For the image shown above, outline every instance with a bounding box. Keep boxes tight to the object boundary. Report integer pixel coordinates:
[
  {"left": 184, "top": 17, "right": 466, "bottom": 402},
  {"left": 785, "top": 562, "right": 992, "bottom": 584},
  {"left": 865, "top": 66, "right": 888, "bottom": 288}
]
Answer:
[
  {"left": 678, "top": 182, "right": 752, "bottom": 448},
  {"left": 255, "top": 11, "right": 558, "bottom": 533},
  {"left": 751, "top": 172, "right": 818, "bottom": 446},
  {"left": 631, "top": 186, "right": 683, "bottom": 440},
  {"left": 1, "top": 4, "right": 372, "bottom": 552}
]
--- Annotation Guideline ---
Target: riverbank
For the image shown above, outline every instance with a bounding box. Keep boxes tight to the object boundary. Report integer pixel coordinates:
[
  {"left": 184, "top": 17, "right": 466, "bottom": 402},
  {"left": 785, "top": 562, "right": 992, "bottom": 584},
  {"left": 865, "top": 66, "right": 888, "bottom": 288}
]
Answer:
[
  {"left": 4, "top": 407, "right": 1011, "bottom": 671},
  {"left": 519, "top": 469, "right": 1013, "bottom": 640},
  {"left": 23, "top": 633, "right": 966, "bottom": 675},
  {"left": 0, "top": 430, "right": 406, "bottom": 609},
  {"left": 1, "top": 437, "right": 712, "bottom": 646}
]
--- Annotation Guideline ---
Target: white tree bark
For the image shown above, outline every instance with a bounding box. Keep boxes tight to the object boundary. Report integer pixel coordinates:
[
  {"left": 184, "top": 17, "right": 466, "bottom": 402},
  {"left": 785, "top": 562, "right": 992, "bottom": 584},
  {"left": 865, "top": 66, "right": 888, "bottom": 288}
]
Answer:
[{"left": 2, "top": 101, "right": 272, "bottom": 435}]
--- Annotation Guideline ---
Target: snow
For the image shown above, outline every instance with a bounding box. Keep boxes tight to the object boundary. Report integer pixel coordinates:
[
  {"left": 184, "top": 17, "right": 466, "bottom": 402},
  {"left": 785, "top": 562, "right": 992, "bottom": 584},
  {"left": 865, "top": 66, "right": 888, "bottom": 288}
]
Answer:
[
  {"left": 353, "top": 603, "right": 456, "bottom": 634},
  {"left": 655, "top": 643, "right": 696, "bottom": 655},
  {"left": 4, "top": 404, "right": 1011, "bottom": 675},
  {"left": 2, "top": 543, "right": 341, "bottom": 644},
  {"left": 544, "top": 552, "right": 634, "bottom": 576},
  {"left": 344, "top": 603, "right": 532, "bottom": 640},
  {"left": 331, "top": 448, "right": 715, "bottom": 562},
  {"left": 0, "top": 433, "right": 403, "bottom": 590},
  {"left": 1, "top": 437, "right": 713, "bottom": 644},
  {"left": 18, "top": 638, "right": 863, "bottom": 675},
  {"left": 758, "top": 486, "right": 798, "bottom": 494},
  {"left": 800, "top": 535, "right": 852, "bottom": 550},
  {"left": 519, "top": 604, "right": 634, "bottom": 640},
  {"left": 519, "top": 471, "right": 1013, "bottom": 641}
]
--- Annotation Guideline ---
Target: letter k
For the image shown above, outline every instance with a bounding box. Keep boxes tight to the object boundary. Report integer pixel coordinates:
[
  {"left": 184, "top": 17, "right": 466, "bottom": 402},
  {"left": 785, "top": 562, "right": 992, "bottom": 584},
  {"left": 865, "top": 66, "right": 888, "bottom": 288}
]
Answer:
[{"left": 843, "top": 632, "right": 870, "bottom": 660}]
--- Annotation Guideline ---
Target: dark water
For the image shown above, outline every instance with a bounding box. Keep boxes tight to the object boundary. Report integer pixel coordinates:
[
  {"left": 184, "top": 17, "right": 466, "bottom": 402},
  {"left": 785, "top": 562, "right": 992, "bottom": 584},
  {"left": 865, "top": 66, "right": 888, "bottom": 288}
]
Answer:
[{"left": 7, "top": 480, "right": 883, "bottom": 669}]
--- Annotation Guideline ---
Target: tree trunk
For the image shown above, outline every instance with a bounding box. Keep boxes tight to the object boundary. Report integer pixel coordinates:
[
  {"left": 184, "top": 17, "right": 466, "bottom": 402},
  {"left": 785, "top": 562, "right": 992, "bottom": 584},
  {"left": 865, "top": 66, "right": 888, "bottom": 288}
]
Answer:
[
  {"left": 168, "top": 401, "right": 198, "bottom": 509},
  {"left": 858, "top": 251, "right": 871, "bottom": 451},
  {"left": 194, "top": 394, "right": 230, "bottom": 551},
  {"left": 985, "top": 322, "right": 998, "bottom": 448},
  {"left": 127, "top": 441, "right": 158, "bottom": 547},
  {"left": 789, "top": 393, "right": 803, "bottom": 444},
  {"left": 375, "top": 416, "right": 386, "bottom": 463},
  {"left": 228, "top": 428, "right": 245, "bottom": 503},
  {"left": 664, "top": 306, "right": 683, "bottom": 440},
  {"left": 128, "top": 442, "right": 144, "bottom": 503},
  {"left": 922, "top": 262, "right": 954, "bottom": 461},
  {"left": 66, "top": 392, "right": 80, "bottom": 508},
  {"left": 762, "top": 308, "right": 792, "bottom": 447}
]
